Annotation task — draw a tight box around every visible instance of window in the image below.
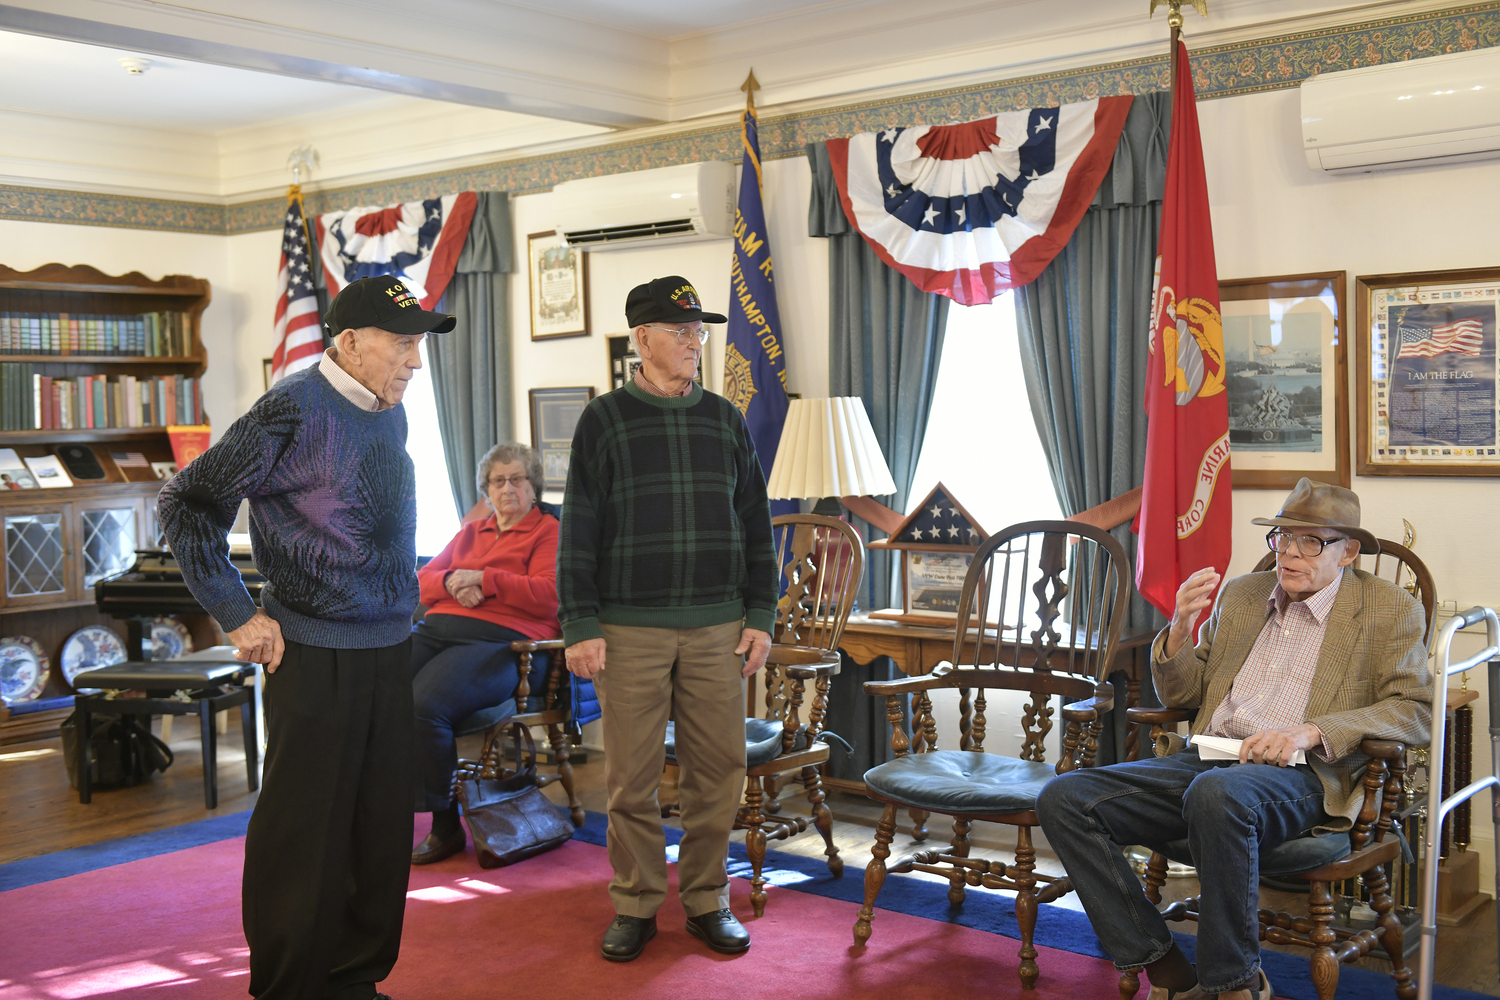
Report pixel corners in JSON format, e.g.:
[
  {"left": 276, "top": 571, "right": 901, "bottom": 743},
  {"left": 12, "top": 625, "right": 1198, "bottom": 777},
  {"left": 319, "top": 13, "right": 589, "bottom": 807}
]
[
  {"left": 908, "top": 296, "right": 1061, "bottom": 531},
  {"left": 404, "top": 339, "right": 460, "bottom": 558}
]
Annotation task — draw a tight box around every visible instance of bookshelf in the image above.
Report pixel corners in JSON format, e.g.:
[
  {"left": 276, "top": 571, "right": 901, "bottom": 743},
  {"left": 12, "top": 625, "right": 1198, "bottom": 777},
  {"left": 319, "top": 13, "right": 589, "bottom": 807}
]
[{"left": 1, "top": 264, "right": 214, "bottom": 720}]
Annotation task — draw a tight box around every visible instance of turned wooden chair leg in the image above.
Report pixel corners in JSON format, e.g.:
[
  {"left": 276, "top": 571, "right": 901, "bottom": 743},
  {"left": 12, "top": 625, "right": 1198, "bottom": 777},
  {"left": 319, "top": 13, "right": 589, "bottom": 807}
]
[
  {"left": 909, "top": 807, "right": 929, "bottom": 842},
  {"left": 764, "top": 772, "right": 784, "bottom": 814},
  {"left": 1366, "top": 864, "right": 1417, "bottom": 1000},
  {"left": 854, "top": 802, "right": 898, "bottom": 945},
  {"left": 1142, "top": 851, "right": 1169, "bottom": 906},
  {"left": 1118, "top": 968, "right": 1141, "bottom": 1000},
  {"left": 744, "top": 775, "right": 769, "bottom": 918},
  {"left": 1307, "top": 878, "right": 1339, "bottom": 1000},
  {"left": 800, "top": 764, "right": 842, "bottom": 876},
  {"left": 546, "top": 723, "right": 584, "bottom": 827},
  {"left": 1013, "top": 825, "right": 1040, "bottom": 991}
]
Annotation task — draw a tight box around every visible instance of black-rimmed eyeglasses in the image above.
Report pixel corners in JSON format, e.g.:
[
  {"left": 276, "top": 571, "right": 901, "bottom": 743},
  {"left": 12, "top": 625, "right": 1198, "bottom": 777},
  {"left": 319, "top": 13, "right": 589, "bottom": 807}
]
[{"left": 1265, "top": 529, "right": 1347, "bottom": 558}]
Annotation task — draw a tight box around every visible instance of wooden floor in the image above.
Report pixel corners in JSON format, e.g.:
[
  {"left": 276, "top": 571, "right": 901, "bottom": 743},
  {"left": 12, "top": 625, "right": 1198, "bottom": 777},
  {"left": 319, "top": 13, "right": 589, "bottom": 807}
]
[{"left": 2, "top": 718, "right": 1495, "bottom": 995}]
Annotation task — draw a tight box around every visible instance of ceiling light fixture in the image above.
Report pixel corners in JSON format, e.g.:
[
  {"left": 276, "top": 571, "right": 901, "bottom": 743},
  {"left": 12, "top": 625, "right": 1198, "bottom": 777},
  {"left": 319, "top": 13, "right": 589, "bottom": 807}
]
[{"left": 118, "top": 57, "right": 152, "bottom": 75}]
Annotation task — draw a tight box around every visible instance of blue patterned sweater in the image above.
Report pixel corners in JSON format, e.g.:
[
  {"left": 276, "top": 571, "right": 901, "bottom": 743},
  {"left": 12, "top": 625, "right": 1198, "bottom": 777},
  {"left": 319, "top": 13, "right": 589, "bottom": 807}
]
[{"left": 157, "top": 367, "right": 418, "bottom": 649}]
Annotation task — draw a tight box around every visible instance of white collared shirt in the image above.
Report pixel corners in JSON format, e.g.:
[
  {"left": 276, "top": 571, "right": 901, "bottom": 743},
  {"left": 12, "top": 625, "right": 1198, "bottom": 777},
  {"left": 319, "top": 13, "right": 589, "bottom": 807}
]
[{"left": 319, "top": 348, "right": 383, "bottom": 412}]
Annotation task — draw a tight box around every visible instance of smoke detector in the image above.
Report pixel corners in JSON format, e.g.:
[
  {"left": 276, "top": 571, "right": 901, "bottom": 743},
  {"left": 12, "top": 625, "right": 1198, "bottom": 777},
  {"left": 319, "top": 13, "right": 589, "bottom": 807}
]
[{"left": 118, "top": 57, "right": 152, "bottom": 75}]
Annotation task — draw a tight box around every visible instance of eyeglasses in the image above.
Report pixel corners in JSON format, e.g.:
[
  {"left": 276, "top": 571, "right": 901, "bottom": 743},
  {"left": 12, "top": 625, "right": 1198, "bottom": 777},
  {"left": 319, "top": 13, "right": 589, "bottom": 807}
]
[
  {"left": 1265, "top": 529, "right": 1347, "bottom": 558},
  {"left": 644, "top": 324, "right": 709, "bottom": 345},
  {"left": 487, "top": 474, "right": 530, "bottom": 490}
]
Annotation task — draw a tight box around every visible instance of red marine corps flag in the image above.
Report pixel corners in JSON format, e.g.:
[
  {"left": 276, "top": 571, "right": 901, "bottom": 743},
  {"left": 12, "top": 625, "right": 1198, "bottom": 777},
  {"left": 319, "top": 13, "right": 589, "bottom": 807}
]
[{"left": 1135, "top": 40, "right": 1232, "bottom": 618}]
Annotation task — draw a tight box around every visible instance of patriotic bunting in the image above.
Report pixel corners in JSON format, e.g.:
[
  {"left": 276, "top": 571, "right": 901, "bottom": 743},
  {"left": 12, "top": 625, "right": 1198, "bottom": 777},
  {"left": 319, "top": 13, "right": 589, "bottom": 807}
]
[{"left": 317, "top": 192, "right": 477, "bottom": 308}]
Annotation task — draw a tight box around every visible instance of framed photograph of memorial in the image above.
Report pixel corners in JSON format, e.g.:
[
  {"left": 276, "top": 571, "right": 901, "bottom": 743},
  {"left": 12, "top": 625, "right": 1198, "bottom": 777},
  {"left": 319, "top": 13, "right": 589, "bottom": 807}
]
[
  {"left": 529, "top": 386, "right": 595, "bottom": 490},
  {"left": 527, "top": 231, "right": 590, "bottom": 341},
  {"left": 1356, "top": 267, "right": 1500, "bottom": 477},
  {"left": 1221, "top": 271, "right": 1349, "bottom": 489},
  {"left": 607, "top": 334, "right": 640, "bottom": 390}
]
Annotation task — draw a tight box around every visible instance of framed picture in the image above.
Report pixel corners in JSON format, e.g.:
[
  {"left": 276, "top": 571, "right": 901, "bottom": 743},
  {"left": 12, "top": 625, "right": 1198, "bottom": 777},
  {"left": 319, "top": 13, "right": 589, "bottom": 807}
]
[
  {"left": 1356, "top": 267, "right": 1500, "bottom": 477},
  {"left": 262, "top": 358, "right": 274, "bottom": 390},
  {"left": 1220, "top": 272, "right": 1348, "bottom": 489},
  {"left": 529, "top": 387, "right": 595, "bottom": 490},
  {"left": 607, "top": 334, "right": 641, "bottom": 390},
  {"left": 528, "top": 231, "right": 589, "bottom": 341}
]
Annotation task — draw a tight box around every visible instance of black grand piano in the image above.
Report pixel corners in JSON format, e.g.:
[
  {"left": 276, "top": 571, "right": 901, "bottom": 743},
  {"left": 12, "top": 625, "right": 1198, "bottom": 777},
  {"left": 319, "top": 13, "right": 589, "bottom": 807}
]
[{"left": 96, "top": 549, "right": 265, "bottom": 661}]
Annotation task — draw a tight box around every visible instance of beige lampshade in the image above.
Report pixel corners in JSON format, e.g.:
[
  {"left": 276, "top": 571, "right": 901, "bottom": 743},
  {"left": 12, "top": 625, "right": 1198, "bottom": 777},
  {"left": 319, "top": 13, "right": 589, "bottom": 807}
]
[{"left": 765, "top": 397, "right": 896, "bottom": 500}]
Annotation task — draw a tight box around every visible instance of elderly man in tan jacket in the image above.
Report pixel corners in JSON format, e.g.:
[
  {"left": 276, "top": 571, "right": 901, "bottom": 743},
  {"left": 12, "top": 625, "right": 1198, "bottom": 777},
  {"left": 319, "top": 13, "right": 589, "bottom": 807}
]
[{"left": 1037, "top": 479, "right": 1431, "bottom": 1000}]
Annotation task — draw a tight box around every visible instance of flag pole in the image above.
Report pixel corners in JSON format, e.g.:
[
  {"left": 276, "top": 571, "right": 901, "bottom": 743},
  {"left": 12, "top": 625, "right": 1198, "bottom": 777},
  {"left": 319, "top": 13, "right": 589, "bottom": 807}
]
[
  {"left": 1150, "top": 0, "right": 1208, "bottom": 98},
  {"left": 741, "top": 68, "right": 760, "bottom": 113}
]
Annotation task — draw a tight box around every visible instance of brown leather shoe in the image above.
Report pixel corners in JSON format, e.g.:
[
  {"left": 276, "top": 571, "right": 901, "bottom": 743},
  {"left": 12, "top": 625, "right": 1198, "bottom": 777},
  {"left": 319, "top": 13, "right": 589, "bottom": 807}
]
[{"left": 410, "top": 827, "right": 465, "bottom": 865}]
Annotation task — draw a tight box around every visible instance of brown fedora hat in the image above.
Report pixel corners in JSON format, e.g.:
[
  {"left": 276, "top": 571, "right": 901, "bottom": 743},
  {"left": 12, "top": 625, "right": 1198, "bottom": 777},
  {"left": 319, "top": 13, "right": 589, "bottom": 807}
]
[{"left": 1250, "top": 477, "right": 1378, "bottom": 554}]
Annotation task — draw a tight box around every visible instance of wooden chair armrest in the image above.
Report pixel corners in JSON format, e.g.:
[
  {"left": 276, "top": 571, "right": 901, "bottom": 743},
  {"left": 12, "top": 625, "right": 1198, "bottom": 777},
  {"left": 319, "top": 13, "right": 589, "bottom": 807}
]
[
  {"left": 1062, "top": 692, "right": 1115, "bottom": 721},
  {"left": 785, "top": 663, "right": 836, "bottom": 681},
  {"left": 1359, "top": 738, "right": 1406, "bottom": 759},
  {"left": 511, "top": 639, "right": 566, "bottom": 652},
  {"left": 1126, "top": 706, "right": 1196, "bottom": 726},
  {"left": 864, "top": 663, "right": 953, "bottom": 696}
]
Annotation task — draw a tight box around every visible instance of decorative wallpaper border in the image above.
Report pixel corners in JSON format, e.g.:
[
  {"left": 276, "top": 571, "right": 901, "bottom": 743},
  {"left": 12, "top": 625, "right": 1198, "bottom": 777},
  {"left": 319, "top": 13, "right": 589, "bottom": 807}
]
[{"left": 4, "top": 2, "right": 1497, "bottom": 235}]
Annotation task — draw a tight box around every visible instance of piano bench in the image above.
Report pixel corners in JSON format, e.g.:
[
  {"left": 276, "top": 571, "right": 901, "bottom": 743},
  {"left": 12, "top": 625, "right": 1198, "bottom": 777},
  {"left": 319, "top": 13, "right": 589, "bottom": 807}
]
[{"left": 72, "top": 652, "right": 260, "bottom": 810}]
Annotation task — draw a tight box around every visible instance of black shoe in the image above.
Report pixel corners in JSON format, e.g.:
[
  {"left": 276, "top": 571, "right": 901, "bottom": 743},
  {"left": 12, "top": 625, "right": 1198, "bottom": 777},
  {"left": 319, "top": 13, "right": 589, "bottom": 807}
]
[
  {"left": 601, "top": 914, "right": 656, "bottom": 962},
  {"left": 410, "top": 827, "right": 465, "bottom": 865},
  {"left": 685, "top": 908, "right": 750, "bottom": 954}
]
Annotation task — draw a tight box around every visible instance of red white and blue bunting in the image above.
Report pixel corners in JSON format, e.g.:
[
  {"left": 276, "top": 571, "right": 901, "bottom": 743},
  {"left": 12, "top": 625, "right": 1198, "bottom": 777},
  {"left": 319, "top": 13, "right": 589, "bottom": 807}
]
[
  {"left": 825, "top": 96, "right": 1132, "bottom": 305},
  {"left": 316, "top": 192, "right": 476, "bottom": 308}
]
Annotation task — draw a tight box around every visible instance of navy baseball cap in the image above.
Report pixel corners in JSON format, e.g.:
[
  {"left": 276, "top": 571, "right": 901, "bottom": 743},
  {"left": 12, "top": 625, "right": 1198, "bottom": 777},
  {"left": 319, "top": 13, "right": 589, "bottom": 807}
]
[
  {"left": 324, "top": 275, "right": 456, "bottom": 336},
  {"left": 625, "top": 276, "right": 727, "bottom": 327}
]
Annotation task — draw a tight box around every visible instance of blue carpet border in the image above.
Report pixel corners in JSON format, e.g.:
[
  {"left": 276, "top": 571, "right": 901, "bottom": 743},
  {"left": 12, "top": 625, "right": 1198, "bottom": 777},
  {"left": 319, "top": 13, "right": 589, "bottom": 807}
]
[{"left": 2, "top": 807, "right": 1489, "bottom": 1000}]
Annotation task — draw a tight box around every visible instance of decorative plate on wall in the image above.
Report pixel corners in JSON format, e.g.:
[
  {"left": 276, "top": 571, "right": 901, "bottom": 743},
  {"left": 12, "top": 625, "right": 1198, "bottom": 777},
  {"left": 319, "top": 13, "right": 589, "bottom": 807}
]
[
  {"left": 150, "top": 616, "right": 193, "bottom": 661},
  {"left": 60, "top": 626, "right": 127, "bottom": 685},
  {"left": 0, "top": 636, "right": 50, "bottom": 703}
]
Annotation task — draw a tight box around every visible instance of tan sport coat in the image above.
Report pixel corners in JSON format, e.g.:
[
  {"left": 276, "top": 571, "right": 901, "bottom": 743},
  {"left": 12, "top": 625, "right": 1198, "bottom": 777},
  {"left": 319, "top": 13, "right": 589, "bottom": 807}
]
[{"left": 1152, "top": 566, "right": 1432, "bottom": 832}]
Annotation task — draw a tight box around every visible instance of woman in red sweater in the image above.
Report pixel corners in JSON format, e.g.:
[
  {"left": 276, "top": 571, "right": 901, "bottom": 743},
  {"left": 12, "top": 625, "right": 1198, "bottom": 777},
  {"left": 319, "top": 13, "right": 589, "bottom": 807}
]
[{"left": 410, "top": 442, "right": 560, "bottom": 864}]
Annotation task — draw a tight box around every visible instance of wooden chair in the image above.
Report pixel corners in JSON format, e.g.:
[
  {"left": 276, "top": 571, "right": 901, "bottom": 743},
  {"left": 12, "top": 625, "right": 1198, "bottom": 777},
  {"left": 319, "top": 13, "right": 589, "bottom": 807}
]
[
  {"left": 661, "top": 513, "right": 864, "bottom": 916},
  {"left": 852, "top": 520, "right": 1128, "bottom": 991},
  {"left": 1122, "top": 538, "right": 1437, "bottom": 1000},
  {"left": 456, "top": 638, "right": 584, "bottom": 827}
]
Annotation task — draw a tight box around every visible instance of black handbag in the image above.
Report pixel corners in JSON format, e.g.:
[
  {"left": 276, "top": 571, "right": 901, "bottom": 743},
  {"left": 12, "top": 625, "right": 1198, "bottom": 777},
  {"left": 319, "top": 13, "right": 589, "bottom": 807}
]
[
  {"left": 60, "top": 711, "right": 174, "bottom": 790},
  {"left": 454, "top": 722, "right": 574, "bottom": 869}
]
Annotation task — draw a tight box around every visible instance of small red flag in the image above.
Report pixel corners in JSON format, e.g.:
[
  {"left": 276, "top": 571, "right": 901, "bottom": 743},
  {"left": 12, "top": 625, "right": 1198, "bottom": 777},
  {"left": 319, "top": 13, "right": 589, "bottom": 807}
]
[{"left": 1135, "top": 41, "right": 1232, "bottom": 619}]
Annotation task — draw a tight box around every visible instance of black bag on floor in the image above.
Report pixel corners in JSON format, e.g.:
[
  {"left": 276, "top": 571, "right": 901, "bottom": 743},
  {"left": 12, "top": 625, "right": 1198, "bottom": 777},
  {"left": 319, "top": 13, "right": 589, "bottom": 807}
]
[
  {"left": 60, "top": 712, "right": 174, "bottom": 790},
  {"left": 455, "top": 722, "right": 573, "bottom": 868}
]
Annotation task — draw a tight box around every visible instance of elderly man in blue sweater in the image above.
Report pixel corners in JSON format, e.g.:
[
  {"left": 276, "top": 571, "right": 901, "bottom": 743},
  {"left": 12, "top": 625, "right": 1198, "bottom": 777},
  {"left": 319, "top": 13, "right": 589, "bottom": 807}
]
[{"left": 159, "top": 274, "right": 454, "bottom": 1000}]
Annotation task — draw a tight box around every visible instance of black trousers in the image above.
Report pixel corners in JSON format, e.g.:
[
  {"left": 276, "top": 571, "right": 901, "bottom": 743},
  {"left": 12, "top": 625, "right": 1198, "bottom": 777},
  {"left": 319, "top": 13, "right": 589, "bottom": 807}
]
[
  {"left": 410, "top": 615, "right": 525, "bottom": 812},
  {"left": 244, "top": 637, "right": 415, "bottom": 1000}
]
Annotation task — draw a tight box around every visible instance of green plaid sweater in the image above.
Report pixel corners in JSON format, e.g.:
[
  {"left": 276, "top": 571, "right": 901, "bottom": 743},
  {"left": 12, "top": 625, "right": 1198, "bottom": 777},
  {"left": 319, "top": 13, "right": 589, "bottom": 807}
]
[{"left": 557, "top": 381, "right": 777, "bottom": 646}]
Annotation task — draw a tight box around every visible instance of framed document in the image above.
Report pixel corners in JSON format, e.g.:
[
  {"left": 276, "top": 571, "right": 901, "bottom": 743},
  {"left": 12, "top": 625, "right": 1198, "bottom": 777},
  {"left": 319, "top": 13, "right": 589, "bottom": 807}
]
[
  {"left": 1356, "top": 267, "right": 1500, "bottom": 477},
  {"left": 527, "top": 231, "right": 589, "bottom": 341},
  {"left": 529, "top": 387, "right": 595, "bottom": 490},
  {"left": 1221, "top": 272, "right": 1349, "bottom": 489}
]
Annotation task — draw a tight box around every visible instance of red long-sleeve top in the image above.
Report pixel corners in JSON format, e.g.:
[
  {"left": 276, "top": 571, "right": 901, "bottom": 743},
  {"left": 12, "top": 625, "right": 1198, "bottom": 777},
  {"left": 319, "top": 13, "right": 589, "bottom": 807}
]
[{"left": 417, "top": 505, "right": 561, "bottom": 640}]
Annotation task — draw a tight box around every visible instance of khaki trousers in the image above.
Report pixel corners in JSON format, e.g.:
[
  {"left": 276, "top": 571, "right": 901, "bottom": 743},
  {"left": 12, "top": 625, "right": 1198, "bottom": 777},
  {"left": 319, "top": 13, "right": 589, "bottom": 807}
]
[{"left": 595, "top": 620, "right": 746, "bottom": 918}]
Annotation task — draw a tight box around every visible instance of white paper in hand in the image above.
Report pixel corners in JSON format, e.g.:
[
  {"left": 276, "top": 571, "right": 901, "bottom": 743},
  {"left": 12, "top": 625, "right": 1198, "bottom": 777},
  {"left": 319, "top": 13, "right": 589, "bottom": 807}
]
[{"left": 1192, "top": 734, "right": 1306, "bottom": 765}]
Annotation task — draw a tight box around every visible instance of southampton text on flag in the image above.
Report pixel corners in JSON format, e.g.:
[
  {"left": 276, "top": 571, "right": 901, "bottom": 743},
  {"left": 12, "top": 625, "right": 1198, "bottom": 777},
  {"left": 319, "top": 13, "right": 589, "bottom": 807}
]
[{"left": 271, "top": 187, "right": 322, "bottom": 383}]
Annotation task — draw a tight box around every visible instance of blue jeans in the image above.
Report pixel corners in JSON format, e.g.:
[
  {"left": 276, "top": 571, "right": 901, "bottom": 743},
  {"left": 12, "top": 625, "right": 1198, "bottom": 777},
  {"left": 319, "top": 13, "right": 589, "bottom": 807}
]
[
  {"left": 1035, "top": 748, "right": 1328, "bottom": 993},
  {"left": 410, "top": 614, "right": 526, "bottom": 812}
]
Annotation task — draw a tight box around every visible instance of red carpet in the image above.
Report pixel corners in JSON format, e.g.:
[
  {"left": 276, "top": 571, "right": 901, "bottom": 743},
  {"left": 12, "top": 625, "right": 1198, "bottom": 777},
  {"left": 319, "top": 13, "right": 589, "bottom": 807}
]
[{"left": 0, "top": 824, "right": 1138, "bottom": 1000}]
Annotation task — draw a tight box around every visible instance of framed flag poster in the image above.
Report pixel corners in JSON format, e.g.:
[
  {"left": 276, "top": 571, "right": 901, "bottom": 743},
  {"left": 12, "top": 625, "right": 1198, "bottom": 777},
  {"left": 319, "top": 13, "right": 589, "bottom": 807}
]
[
  {"left": 1356, "top": 267, "right": 1500, "bottom": 477},
  {"left": 527, "top": 231, "right": 589, "bottom": 341},
  {"left": 529, "top": 387, "right": 595, "bottom": 490},
  {"left": 1221, "top": 272, "right": 1349, "bottom": 489}
]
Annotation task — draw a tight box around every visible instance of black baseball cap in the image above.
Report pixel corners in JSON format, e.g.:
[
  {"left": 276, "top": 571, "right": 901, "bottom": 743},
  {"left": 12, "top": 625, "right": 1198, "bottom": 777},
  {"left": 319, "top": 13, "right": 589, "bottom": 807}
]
[
  {"left": 625, "top": 276, "right": 727, "bottom": 327},
  {"left": 324, "top": 274, "right": 456, "bottom": 337}
]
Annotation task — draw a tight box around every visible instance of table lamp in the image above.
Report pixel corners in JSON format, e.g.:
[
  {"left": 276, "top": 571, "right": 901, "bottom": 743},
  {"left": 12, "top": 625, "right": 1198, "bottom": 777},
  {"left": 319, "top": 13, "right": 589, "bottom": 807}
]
[{"left": 765, "top": 397, "right": 896, "bottom": 515}]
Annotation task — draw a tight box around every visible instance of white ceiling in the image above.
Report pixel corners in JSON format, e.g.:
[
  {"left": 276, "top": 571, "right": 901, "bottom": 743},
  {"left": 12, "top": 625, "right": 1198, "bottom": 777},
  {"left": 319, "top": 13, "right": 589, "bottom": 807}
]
[{"left": 511, "top": 0, "right": 840, "bottom": 37}]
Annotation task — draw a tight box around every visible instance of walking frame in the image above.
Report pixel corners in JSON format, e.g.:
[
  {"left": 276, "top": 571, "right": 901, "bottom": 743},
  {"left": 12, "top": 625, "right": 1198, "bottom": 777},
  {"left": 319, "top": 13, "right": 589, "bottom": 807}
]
[{"left": 1416, "top": 606, "right": 1500, "bottom": 1000}]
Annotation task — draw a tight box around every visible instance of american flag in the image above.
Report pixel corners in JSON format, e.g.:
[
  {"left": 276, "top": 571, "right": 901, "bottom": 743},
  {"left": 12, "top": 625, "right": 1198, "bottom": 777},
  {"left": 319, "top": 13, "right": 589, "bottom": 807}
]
[
  {"left": 1396, "top": 319, "right": 1484, "bottom": 359},
  {"left": 898, "top": 485, "right": 984, "bottom": 546},
  {"left": 271, "top": 192, "right": 322, "bottom": 383}
]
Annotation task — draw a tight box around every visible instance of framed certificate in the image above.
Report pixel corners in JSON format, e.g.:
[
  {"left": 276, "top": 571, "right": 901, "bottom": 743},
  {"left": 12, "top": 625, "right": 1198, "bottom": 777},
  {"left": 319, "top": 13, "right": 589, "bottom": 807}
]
[
  {"left": 527, "top": 231, "right": 589, "bottom": 340},
  {"left": 1356, "top": 267, "right": 1500, "bottom": 477},
  {"left": 528, "top": 387, "right": 595, "bottom": 490}
]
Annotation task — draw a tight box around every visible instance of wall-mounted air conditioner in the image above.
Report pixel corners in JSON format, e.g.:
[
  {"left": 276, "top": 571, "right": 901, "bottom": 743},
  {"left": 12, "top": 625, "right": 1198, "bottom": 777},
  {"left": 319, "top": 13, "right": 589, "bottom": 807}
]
[
  {"left": 552, "top": 161, "right": 737, "bottom": 250},
  {"left": 1301, "top": 46, "right": 1500, "bottom": 173}
]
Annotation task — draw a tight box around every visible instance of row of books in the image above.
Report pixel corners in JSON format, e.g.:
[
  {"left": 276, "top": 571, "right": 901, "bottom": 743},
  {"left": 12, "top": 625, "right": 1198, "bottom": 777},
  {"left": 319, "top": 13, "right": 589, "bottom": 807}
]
[
  {"left": 0, "top": 364, "right": 205, "bottom": 431},
  {"left": 0, "top": 311, "right": 194, "bottom": 356}
]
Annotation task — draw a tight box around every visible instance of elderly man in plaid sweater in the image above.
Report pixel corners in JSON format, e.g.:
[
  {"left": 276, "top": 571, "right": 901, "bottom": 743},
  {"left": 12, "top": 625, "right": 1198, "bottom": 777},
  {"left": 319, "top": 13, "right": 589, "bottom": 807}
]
[
  {"left": 558, "top": 275, "right": 777, "bottom": 963},
  {"left": 1037, "top": 479, "right": 1432, "bottom": 1000}
]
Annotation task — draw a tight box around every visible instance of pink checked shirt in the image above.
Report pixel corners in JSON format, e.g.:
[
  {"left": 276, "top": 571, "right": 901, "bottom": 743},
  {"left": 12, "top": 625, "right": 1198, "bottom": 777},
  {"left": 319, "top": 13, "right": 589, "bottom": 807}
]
[{"left": 1204, "top": 571, "right": 1342, "bottom": 761}]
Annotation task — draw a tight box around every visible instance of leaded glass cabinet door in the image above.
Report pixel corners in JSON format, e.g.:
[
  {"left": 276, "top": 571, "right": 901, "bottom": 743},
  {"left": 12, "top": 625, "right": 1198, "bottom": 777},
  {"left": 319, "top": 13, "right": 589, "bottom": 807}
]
[
  {"left": 3, "top": 507, "right": 71, "bottom": 608},
  {"left": 73, "top": 498, "right": 145, "bottom": 595}
]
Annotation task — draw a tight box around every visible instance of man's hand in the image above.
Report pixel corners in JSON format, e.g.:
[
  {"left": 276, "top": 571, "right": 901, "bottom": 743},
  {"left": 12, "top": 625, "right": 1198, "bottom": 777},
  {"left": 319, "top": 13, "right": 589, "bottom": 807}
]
[
  {"left": 735, "top": 628, "right": 772, "bottom": 678},
  {"left": 566, "top": 637, "right": 606, "bottom": 679},
  {"left": 1239, "top": 724, "right": 1323, "bottom": 766},
  {"left": 227, "top": 610, "right": 285, "bottom": 673},
  {"left": 1163, "top": 567, "right": 1221, "bottom": 659},
  {"left": 445, "top": 569, "right": 483, "bottom": 598}
]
